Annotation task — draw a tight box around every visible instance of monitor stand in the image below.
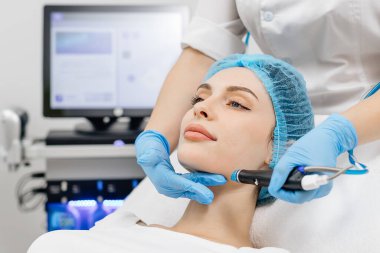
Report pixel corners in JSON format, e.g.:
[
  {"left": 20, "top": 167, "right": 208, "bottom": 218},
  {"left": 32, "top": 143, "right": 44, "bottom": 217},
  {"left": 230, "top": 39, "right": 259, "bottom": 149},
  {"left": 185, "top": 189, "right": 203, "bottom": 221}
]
[
  {"left": 46, "top": 117, "right": 144, "bottom": 145},
  {"left": 75, "top": 117, "right": 144, "bottom": 136}
]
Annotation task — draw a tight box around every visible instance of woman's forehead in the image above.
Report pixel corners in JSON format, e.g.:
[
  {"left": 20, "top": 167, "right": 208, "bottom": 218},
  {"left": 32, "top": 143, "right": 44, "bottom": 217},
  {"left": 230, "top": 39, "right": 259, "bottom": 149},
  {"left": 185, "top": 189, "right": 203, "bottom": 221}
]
[{"left": 204, "top": 67, "right": 266, "bottom": 95}]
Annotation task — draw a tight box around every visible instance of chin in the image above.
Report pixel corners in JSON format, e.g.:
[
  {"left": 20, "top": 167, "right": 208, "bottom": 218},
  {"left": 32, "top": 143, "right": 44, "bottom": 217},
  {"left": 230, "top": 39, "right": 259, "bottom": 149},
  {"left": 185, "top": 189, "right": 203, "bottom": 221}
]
[
  {"left": 177, "top": 145, "right": 206, "bottom": 172},
  {"left": 178, "top": 142, "right": 208, "bottom": 167},
  {"left": 177, "top": 143, "right": 229, "bottom": 177}
]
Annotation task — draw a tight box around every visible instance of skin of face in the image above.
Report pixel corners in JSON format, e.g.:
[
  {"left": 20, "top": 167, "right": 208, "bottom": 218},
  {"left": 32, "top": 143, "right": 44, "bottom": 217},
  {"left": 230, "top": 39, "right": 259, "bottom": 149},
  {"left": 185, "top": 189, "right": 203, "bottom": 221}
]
[{"left": 177, "top": 67, "right": 276, "bottom": 180}]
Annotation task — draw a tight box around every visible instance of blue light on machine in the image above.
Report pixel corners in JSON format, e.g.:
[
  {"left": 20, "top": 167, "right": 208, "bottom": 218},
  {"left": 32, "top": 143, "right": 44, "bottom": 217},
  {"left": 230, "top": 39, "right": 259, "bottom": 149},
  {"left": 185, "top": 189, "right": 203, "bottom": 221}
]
[
  {"left": 68, "top": 199, "right": 97, "bottom": 207},
  {"left": 47, "top": 178, "right": 141, "bottom": 231},
  {"left": 97, "top": 180, "right": 103, "bottom": 191},
  {"left": 67, "top": 199, "right": 124, "bottom": 208},
  {"left": 113, "top": 139, "right": 125, "bottom": 147},
  {"left": 103, "top": 199, "right": 124, "bottom": 207}
]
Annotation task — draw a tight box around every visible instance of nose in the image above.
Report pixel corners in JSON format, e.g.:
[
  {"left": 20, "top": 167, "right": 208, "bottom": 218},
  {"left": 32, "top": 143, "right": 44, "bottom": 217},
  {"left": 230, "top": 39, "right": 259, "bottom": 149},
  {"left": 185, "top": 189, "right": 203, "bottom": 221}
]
[{"left": 193, "top": 99, "right": 214, "bottom": 119}]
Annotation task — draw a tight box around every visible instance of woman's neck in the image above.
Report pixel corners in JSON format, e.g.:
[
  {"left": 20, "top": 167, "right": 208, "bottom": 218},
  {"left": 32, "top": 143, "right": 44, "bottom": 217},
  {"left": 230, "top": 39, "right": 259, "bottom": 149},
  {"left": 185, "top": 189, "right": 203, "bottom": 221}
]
[{"left": 169, "top": 181, "right": 259, "bottom": 248}]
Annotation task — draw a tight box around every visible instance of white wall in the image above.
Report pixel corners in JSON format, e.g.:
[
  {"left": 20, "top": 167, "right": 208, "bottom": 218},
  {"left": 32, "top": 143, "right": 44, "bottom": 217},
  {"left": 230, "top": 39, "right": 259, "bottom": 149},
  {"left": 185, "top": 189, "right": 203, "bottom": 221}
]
[{"left": 0, "top": 1, "right": 197, "bottom": 252}]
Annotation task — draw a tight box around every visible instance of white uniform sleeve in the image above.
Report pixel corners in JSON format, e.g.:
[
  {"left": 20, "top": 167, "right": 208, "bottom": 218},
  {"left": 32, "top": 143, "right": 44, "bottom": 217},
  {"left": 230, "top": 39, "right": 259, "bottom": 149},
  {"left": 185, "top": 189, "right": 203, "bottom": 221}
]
[{"left": 181, "top": 0, "right": 247, "bottom": 60}]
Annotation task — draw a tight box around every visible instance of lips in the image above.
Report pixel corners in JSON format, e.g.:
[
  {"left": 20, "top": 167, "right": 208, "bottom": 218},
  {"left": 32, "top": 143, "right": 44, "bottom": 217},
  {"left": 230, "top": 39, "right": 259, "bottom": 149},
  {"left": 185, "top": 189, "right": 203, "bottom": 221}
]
[{"left": 184, "top": 123, "right": 217, "bottom": 141}]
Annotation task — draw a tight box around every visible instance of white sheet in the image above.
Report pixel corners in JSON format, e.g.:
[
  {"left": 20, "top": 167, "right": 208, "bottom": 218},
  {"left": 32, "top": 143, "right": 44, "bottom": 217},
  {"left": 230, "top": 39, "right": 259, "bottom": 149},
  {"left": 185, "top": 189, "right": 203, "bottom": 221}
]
[{"left": 28, "top": 209, "right": 287, "bottom": 253}]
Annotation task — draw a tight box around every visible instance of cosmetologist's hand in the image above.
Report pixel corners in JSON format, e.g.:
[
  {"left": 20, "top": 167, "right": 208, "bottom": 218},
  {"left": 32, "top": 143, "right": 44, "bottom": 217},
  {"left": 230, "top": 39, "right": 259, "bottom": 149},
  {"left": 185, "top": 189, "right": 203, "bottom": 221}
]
[
  {"left": 268, "top": 114, "right": 358, "bottom": 203},
  {"left": 135, "top": 130, "right": 226, "bottom": 204}
]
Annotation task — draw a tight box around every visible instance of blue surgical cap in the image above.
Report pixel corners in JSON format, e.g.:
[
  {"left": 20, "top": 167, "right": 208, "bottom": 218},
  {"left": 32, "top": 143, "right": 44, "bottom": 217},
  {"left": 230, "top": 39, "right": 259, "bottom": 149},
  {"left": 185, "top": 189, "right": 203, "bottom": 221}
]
[{"left": 204, "top": 54, "right": 314, "bottom": 206}]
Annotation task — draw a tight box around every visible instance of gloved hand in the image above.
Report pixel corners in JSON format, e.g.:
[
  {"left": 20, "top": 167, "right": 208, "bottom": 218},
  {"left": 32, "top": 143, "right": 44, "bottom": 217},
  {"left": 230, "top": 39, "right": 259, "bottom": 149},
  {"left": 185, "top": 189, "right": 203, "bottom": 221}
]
[
  {"left": 268, "top": 113, "right": 358, "bottom": 204},
  {"left": 135, "top": 130, "right": 227, "bottom": 204}
]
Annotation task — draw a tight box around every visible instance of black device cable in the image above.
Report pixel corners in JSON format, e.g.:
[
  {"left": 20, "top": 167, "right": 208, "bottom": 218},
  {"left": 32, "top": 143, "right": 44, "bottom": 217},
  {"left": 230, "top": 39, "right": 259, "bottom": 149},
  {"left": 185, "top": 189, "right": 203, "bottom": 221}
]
[
  {"left": 18, "top": 187, "right": 46, "bottom": 212},
  {"left": 16, "top": 172, "right": 46, "bottom": 212}
]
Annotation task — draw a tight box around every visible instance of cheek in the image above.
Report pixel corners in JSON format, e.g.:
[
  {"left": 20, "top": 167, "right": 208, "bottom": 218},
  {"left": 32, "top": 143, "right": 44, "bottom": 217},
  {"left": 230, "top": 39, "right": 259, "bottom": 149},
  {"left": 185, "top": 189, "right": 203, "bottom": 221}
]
[{"left": 217, "top": 118, "right": 269, "bottom": 170}]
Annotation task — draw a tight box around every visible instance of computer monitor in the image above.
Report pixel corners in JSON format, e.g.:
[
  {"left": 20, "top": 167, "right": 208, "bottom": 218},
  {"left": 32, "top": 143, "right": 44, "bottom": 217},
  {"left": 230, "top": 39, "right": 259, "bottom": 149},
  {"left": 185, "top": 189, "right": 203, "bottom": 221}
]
[{"left": 43, "top": 5, "right": 189, "bottom": 132}]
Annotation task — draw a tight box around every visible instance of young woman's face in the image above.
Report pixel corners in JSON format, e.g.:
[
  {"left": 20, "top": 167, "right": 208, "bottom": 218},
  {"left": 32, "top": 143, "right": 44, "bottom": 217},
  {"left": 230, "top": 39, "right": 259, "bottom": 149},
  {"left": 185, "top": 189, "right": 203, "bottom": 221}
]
[{"left": 177, "top": 67, "right": 276, "bottom": 180}]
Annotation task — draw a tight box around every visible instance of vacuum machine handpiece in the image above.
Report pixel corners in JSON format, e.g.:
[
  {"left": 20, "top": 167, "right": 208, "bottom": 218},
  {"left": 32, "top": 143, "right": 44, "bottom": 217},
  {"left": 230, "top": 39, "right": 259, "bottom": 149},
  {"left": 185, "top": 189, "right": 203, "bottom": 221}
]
[{"left": 234, "top": 169, "right": 305, "bottom": 190}]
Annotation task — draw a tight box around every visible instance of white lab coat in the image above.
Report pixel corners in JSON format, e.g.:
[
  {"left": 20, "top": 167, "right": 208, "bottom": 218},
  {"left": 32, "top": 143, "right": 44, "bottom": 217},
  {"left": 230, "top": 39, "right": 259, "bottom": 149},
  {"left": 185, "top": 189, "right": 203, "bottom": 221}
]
[{"left": 182, "top": 0, "right": 380, "bottom": 114}]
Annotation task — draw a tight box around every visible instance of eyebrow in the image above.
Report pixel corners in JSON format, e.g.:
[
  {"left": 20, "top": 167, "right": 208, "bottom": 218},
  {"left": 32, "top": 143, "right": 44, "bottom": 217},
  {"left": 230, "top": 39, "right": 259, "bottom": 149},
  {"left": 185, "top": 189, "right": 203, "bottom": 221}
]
[{"left": 197, "top": 83, "right": 259, "bottom": 101}]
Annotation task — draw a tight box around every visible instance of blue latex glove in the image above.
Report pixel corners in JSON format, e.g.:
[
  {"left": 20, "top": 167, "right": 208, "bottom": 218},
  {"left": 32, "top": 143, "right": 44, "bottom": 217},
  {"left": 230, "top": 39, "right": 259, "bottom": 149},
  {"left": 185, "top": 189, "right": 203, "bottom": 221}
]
[
  {"left": 268, "top": 113, "right": 358, "bottom": 204},
  {"left": 135, "top": 130, "right": 227, "bottom": 204}
]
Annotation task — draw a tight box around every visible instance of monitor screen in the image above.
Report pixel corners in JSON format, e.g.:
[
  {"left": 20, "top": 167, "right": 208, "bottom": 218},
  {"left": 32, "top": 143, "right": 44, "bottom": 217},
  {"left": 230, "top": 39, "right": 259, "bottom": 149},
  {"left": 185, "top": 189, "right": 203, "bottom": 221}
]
[{"left": 43, "top": 5, "right": 188, "bottom": 118}]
